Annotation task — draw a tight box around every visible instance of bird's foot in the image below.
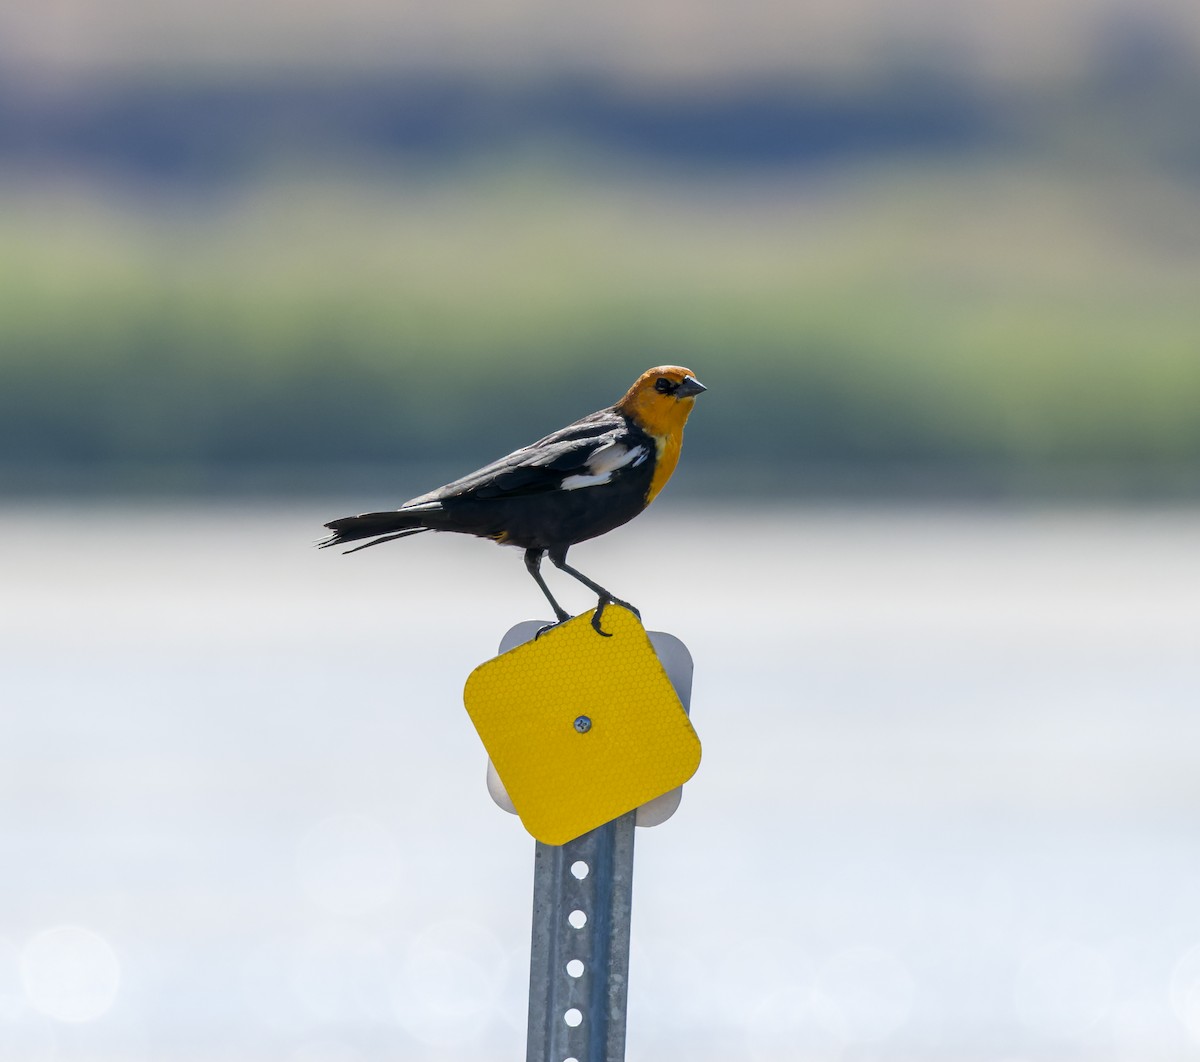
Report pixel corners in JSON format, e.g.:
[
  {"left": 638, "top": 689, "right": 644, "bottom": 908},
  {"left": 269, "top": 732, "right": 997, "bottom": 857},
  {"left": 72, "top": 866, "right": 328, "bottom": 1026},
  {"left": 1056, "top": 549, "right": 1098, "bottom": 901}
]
[
  {"left": 591, "top": 599, "right": 613, "bottom": 637},
  {"left": 591, "top": 595, "right": 639, "bottom": 637},
  {"left": 534, "top": 610, "right": 572, "bottom": 639},
  {"left": 535, "top": 598, "right": 639, "bottom": 638}
]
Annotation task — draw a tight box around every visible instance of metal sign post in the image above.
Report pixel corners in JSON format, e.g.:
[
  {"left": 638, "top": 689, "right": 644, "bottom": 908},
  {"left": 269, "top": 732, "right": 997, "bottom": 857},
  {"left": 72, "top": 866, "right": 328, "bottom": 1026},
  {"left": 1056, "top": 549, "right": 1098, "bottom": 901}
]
[
  {"left": 465, "top": 614, "right": 696, "bottom": 1062},
  {"left": 527, "top": 811, "right": 637, "bottom": 1062}
]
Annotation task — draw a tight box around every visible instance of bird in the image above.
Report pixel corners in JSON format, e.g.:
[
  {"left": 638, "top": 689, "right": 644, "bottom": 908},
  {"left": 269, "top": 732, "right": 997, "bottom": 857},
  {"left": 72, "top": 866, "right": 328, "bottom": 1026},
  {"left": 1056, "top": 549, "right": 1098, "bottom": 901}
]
[{"left": 319, "top": 365, "right": 706, "bottom": 635}]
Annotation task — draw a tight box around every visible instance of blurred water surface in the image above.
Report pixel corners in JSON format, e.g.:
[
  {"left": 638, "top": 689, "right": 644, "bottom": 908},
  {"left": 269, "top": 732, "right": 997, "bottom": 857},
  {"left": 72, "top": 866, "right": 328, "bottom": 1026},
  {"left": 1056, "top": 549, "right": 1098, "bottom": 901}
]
[{"left": 2, "top": 502, "right": 1199, "bottom": 1061}]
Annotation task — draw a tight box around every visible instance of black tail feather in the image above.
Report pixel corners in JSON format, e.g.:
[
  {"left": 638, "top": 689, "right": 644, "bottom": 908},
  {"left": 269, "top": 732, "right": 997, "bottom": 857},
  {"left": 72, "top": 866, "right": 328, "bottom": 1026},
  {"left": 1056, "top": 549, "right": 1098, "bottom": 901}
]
[
  {"left": 317, "top": 509, "right": 431, "bottom": 551},
  {"left": 341, "top": 527, "right": 428, "bottom": 553}
]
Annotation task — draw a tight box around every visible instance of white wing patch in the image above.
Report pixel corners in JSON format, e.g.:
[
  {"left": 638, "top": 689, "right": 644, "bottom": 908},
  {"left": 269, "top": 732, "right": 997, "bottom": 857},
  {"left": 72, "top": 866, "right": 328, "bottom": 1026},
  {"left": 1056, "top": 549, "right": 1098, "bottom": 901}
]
[{"left": 560, "top": 442, "right": 649, "bottom": 491}]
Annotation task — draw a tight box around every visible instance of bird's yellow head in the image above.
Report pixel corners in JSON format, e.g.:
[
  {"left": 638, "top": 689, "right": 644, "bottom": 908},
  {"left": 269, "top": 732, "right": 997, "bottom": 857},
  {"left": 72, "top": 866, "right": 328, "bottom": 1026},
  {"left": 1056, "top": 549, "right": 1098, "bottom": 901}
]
[
  {"left": 615, "top": 366, "right": 706, "bottom": 504},
  {"left": 615, "top": 365, "right": 707, "bottom": 438}
]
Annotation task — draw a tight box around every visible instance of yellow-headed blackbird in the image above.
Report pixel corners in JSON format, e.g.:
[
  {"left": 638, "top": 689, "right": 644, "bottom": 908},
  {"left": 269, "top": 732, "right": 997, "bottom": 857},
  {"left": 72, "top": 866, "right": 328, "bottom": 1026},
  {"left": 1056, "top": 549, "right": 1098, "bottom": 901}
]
[{"left": 319, "top": 365, "right": 706, "bottom": 633}]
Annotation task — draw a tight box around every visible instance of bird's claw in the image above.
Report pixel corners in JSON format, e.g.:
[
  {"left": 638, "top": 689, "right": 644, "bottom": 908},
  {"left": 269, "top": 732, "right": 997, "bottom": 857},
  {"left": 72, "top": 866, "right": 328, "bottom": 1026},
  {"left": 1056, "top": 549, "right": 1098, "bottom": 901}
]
[
  {"left": 534, "top": 615, "right": 571, "bottom": 639},
  {"left": 591, "top": 609, "right": 613, "bottom": 637},
  {"left": 591, "top": 596, "right": 639, "bottom": 637}
]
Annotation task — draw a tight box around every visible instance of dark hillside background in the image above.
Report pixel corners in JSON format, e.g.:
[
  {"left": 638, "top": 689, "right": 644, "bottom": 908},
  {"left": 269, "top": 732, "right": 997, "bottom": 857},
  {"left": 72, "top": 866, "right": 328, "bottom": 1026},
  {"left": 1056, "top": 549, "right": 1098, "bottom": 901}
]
[{"left": 2, "top": 0, "right": 1198, "bottom": 496}]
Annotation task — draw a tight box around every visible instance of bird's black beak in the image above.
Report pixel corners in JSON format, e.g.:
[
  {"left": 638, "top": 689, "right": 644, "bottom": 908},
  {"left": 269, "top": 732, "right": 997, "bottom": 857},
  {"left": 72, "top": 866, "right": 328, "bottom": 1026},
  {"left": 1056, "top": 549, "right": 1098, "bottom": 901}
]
[{"left": 677, "top": 375, "right": 707, "bottom": 398}]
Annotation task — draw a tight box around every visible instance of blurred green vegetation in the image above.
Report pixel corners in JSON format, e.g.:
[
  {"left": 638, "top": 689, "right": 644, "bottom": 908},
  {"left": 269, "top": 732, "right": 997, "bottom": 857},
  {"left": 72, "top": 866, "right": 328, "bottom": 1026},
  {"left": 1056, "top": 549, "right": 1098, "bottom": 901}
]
[
  {"left": 2, "top": 0, "right": 1199, "bottom": 496},
  {"left": 3, "top": 157, "right": 1198, "bottom": 495}
]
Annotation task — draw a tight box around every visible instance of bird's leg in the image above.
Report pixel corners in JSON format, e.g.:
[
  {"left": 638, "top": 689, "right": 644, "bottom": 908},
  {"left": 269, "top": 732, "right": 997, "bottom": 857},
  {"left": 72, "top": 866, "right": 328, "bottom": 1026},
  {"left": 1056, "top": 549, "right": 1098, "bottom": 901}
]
[
  {"left": 547, "top": 547, "right": 639, "bottom": 636},
  {"left": 524, "top": 549, "right": 571, "bottom": 632}
]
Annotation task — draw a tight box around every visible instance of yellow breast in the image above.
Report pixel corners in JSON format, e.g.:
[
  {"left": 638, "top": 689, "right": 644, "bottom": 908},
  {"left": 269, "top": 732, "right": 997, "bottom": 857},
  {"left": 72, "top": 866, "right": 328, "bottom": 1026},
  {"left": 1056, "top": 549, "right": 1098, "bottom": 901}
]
[{"left": 645, "top": 431, "right": 682, "bottom": 504}]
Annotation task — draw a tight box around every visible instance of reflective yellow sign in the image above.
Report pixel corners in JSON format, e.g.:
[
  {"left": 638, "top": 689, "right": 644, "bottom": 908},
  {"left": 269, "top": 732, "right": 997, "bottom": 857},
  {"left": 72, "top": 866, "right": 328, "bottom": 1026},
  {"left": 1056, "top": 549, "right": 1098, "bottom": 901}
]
[{"left": 463, "top": 605, "right": 702, "bottom": 845}]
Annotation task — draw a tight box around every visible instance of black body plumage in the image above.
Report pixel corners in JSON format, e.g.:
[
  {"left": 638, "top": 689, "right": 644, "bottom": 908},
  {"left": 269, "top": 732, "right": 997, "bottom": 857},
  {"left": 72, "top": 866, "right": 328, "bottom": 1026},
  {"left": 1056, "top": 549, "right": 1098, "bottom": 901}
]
[{"left": 319, "top": 408, "right": 655, "bottom": 553}]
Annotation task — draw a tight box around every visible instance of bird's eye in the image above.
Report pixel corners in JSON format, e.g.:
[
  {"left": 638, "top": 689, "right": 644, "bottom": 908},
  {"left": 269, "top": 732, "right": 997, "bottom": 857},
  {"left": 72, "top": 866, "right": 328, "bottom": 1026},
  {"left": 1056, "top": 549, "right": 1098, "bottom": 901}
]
[{"left": 654, "top": 378, "right": 675, "bottom": 395}]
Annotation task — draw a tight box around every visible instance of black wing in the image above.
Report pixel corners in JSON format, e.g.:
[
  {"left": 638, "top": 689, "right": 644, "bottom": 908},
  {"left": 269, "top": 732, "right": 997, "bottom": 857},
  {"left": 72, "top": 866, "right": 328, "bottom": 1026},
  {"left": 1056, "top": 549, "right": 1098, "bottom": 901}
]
[{"left": 409, "top": 409, "right": 637, "bottom": 504}]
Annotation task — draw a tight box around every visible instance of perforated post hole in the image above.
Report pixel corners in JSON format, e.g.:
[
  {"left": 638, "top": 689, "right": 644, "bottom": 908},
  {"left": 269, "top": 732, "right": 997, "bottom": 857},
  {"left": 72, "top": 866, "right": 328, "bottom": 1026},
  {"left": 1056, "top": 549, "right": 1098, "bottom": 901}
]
[{"left": 524, "top": 801, "right": 638, "bottom": 1061}]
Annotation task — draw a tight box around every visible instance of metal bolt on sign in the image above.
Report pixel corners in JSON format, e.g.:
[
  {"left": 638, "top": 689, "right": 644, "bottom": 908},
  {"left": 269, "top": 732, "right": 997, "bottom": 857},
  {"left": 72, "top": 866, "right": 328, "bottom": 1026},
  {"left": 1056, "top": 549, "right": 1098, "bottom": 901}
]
[{"left": 463, "top": 611, "right": 698, "bottom": 1062}]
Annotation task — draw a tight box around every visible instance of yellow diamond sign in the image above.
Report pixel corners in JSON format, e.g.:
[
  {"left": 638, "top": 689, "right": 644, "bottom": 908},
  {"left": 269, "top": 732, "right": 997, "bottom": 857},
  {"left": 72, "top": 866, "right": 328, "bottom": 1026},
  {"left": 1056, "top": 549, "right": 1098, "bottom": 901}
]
[{"left": 463, "top": 605, "right": 702, "bottom": 846}]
